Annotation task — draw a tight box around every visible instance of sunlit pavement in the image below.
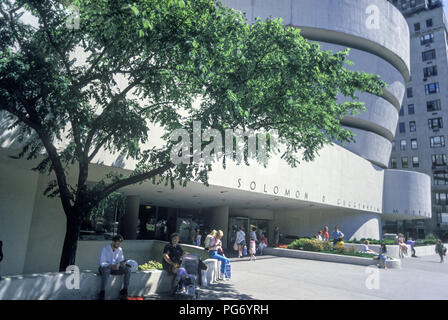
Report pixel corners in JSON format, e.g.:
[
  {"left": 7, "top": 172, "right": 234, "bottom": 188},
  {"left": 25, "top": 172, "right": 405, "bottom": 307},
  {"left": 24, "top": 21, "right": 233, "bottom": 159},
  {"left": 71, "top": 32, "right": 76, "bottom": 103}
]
[{"left": 146, "top": 254, "right": 448, "bottom": 300}]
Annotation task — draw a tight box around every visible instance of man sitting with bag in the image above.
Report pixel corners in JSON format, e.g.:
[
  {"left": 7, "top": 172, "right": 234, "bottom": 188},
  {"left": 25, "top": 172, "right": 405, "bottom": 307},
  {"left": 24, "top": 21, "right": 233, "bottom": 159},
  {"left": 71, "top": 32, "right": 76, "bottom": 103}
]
[{"left": 162, "top": 233, "right": 189, "bottom": 294}]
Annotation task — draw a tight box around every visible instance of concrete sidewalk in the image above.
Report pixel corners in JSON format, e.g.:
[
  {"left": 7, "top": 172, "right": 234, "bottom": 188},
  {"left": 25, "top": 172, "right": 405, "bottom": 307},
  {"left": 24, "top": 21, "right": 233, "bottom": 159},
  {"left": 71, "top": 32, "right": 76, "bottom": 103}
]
[{"left": 158, "top": 254, "right": 448, "bottom": 300}]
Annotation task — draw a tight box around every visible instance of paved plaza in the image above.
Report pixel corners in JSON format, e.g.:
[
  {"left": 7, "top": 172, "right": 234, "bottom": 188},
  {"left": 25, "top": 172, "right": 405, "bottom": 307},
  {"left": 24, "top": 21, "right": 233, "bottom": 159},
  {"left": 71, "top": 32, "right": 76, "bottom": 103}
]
[{"left": 151, "top": 254, "right": 448, "bottom": 300}]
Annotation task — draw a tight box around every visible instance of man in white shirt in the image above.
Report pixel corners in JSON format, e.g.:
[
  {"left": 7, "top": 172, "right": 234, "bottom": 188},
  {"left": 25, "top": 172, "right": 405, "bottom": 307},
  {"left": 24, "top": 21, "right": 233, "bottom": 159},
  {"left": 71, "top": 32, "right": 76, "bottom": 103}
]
[{"left": 98, "top": 235, "right": 131, "bottom": 300}]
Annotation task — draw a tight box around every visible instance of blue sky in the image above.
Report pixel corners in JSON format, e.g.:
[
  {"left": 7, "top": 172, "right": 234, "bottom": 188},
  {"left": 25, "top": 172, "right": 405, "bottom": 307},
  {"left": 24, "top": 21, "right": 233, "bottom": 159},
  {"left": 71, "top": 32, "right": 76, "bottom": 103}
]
[{"left": 444, "top": 0, "right": 448, "bottom": 18}]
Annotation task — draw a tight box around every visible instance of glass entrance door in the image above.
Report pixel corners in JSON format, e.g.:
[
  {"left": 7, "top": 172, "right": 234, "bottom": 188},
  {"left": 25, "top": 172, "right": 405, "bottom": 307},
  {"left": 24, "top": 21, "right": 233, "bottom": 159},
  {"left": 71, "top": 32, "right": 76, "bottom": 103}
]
[
  {"left": 228, "top": 217, "right": 249, "bottom": 248},
  {"left": 249, "top": 219, "right": 270, "bottom": 243}
]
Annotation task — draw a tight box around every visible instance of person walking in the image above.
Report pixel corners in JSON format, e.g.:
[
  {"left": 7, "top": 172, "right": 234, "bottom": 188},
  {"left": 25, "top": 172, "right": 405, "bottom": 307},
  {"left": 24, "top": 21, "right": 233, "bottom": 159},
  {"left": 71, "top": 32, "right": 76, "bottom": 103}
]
[
  {"left": 250, "top": 227, "right": 258, "bottom": 244},
  {"left": 274, "top": 226, "right": 280, "bottom": 247},
  {"left": 249, "top": 237, "right": 257, "bottom": 261},
  {"left": 208, "top": 230, "right": 231, "bottom": 280},
  {"left": 398, "top": 233, "right": 408, "bottom": 259},
  {"left": 98, "top": 235, "right": 132, "bottom": 300},
  {"left": 406, "top": 237, "right": 416, "bottom": 257},
  {"left": 235, "top": 226, "right": 246, "bottom": 258},
  {"left": 435, "top": 239, "right": 446, "bottom": 263},
  {"left": 323, "top": 226, "right": 330, "bottom": 242}
]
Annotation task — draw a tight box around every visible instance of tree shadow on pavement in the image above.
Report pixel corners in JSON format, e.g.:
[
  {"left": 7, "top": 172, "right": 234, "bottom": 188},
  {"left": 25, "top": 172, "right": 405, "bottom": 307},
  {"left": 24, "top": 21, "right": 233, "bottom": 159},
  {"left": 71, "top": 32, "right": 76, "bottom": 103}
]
[{"left": 197, "top": 282, "right": 254, "bottom": 300}]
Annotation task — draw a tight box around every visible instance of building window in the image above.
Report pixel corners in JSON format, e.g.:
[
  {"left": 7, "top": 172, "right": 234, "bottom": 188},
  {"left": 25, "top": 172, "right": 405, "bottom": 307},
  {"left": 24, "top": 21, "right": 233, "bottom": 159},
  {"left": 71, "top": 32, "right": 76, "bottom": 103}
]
[
  {"left": 434, "top": 172, "right": 448, "bottom": 185},
  {"left": 407, "top": 87, "right": 413, "bottom": 98},
  {"left": 402, "top": 157, "right": 409, "bottom": 168},
  {"left": 426, "top": 19, "right": 433, "bottom": 28},
  {"left": 428, "top": 117, "right": 443, "bottom": 130},
  {"left": 408, "top": 104, "right": 415, "bottom": 115},
  {"left": 391, "top": 157, "right": 397, "bottom": 169},
  {"left": 422, "top": 49, "right": 436, "bottom": 61},
  {"left": 414, "top": 22, "right": 421, "bottom": 32},
  {"left": 399, "top": 122, "right": 406, "bottom": 133},
  {"left": 411, "top": 138, "right": 418, "bottom": 149},
  {"left": 409, "top": 121, "right": 416, "bottom": 132},
  {"left": 425, "top": 82, "right": 439, "bottom": 95},
  {"left": 436, "top": 192, "right": 448, "bottom": 205},
  {"left": 427, "top": 99, "right": 442, "bottom": 112},
  {"left": 424, "top": 65, "right": 438, "bottom": 77},
  {"left": 430, "top": 136, "right": 445, "bottom": 148},
  {"left": 412, "top": 156, "right": 419, "bottom": 168},
  {"left": 399, "top": 106, "right": 404, "bottom": 116},
  {"left": 420, "top": 33, "right": 434, "bottom": 45},
  {"left": 392, "top": 140, "right": 396, "bottom": 152},
  {"left": 400, "top": 139, "right": 407, "bottom": 150},
  {"left": 432, "top": 154, "right": 447, "bottom": 166}
]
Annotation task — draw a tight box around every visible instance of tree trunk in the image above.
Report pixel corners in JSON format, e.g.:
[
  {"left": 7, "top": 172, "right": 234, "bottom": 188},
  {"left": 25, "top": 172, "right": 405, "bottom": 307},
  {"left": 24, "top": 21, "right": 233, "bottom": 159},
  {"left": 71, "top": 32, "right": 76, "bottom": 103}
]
[{"left": 59, "top": 211, "right": 82, "bottom": 272}]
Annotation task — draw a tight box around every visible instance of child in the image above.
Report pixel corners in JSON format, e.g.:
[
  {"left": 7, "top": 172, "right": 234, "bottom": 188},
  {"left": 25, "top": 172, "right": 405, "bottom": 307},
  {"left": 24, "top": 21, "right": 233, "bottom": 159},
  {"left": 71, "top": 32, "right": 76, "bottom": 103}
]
[
  {"left": 249, "top": 237, "right": 256, "bottom": 261},
  {"left": 377, "top": 243, "right": 388, "bottom": 269},
  {"left": 194, "top": 229, "right": 202, "bottom": 247}
]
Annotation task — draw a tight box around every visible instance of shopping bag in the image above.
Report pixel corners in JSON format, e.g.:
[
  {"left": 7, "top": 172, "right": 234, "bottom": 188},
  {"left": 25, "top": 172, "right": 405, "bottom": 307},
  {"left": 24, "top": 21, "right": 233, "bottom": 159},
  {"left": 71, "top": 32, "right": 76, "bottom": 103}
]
[
  {"left": 225, "top": 264, "right": 231, "bottom": 279},
  {"left": 243, "top": 245, "right": 247, "bottom": 256},
  {"left": 233, "top": 242, "right": 238, "bottom": 251}
]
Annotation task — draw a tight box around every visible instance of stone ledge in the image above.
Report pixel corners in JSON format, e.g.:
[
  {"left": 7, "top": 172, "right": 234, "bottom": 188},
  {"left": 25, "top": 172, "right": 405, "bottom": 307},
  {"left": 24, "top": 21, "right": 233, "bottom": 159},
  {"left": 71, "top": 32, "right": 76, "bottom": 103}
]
[
  {"left": 263, "top": 247, "right": 401, "bottom": 269},
  {"left": 0, "top": 259, "right": 220, "bottom": 300}
]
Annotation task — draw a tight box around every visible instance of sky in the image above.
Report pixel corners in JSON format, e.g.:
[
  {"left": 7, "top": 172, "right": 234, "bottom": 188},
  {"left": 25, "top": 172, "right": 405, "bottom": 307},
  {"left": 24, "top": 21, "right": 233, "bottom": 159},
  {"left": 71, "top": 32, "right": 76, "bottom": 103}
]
[{"left": 444, "top": 0, "right": 448, "bottom": 18}]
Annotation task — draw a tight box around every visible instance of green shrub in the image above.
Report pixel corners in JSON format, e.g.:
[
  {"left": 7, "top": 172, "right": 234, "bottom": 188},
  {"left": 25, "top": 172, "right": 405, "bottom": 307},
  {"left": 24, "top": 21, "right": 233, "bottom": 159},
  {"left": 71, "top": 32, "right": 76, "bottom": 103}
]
[
  {"left": 321, "top": 241, "right": 332, "bottom": 251},
  {"left": 288, "top": 238, "right": 327, "bottom": 251},
  {"left": 302, "top": 239, "right": 323, "bottom": 252},
  {"left": 287, "top": 238, "right": 308, "bottom": 250},
  {"left": 138, "top": 260, "right": 163, "bottom": 271}
]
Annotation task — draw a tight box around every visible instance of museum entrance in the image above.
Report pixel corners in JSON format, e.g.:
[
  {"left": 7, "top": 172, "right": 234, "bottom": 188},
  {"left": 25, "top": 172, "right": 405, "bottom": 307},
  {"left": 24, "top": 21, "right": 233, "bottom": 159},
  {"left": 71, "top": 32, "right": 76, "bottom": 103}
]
[
  {"left": 228, "top": 217, "right": 270, "bottom": 248},
  {"left": 228, "top": 217, "right": 250, "bottom": 248}
]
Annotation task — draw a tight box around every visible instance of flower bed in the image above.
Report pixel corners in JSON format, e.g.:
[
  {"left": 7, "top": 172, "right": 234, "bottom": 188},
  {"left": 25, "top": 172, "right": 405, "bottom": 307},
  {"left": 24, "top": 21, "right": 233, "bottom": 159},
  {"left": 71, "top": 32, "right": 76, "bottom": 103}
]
[{"left": 286, "top": 238, "right": 377, "bottom": 258}]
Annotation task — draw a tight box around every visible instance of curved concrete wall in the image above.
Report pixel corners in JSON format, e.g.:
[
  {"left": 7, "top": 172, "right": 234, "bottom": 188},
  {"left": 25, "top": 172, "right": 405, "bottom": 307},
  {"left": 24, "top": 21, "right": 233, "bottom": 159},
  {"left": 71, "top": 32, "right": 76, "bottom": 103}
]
[
  {"left": 382, "top": 170, "right": 432, "bottom": 220},
  {"left": 339, "top": 127, "right": 392, "bottom": 168},
  {"left": 340, "top": 94, "right": 398, "bottom": 141},
  {"left": 318, "top": 42, "right": 406, "bottom": 110},
  {"left": 221, "top": 0, "right": 410, "bottom": 81},
  {"left": 221, "top": 0, "right": 409, "bottom": 168}
]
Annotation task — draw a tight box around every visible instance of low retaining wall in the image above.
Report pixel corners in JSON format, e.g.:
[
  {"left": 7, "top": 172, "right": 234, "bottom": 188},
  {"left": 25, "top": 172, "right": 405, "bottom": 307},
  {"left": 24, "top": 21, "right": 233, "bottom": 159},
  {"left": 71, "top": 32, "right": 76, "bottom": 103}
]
[
  {"left": 343, "top": 243, "right": 410, "bottom": 260},
  {"left": 345, "top": 243, "right": 448, "bottom": 258},
  {"left": 413, "top": 244, "right": 448, "bottom": 256},
  {"left": 0, "top": 259, "right": 220, "bottom": 300},
  {"left": 263, "top": 247, "right": 401, "bottom": 269},
  {"left": 75, "top": 240, "right": 209, "bottom": 271}
]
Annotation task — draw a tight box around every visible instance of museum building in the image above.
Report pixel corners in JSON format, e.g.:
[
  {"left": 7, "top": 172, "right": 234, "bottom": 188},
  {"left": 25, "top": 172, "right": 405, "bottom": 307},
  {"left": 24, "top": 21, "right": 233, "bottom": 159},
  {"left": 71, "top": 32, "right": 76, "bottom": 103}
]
[{"left": 0, "top": 0, "right": 432, "bottom": 276}]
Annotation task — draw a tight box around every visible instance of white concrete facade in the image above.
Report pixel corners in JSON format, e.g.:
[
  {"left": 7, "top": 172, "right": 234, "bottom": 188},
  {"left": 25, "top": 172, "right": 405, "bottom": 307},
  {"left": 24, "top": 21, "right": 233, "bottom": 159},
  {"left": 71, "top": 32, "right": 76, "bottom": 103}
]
[{"left": 0, "top": 0, "right": 432, "bottom": 277}]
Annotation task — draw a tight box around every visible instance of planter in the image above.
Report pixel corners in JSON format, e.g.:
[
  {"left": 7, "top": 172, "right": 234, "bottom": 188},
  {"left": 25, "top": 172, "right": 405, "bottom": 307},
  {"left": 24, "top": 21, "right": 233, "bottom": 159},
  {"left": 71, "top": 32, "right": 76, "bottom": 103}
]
[{"left": 263, "top": 247, "right": 401, "bottom": 269}]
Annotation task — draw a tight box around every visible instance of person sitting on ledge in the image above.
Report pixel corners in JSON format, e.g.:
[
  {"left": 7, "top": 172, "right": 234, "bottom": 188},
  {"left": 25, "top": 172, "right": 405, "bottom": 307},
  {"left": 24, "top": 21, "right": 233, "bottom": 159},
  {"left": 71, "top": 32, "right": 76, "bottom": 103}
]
[
  {"left": 162, "top": 233, "right": 189, "bottom": 294},
  {"left": 362, "top": 240, "right": 377, "bottom": 255},
  {"left": 98, "top": 234, "right": 131, "bottom": 300}
]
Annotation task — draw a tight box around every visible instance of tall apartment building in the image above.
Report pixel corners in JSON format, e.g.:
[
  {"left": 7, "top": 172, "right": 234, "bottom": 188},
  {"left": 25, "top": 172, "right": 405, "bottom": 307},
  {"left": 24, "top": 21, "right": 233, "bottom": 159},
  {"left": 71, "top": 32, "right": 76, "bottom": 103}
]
[{"left": 387, "top": 0, "right": 448, "bottom": 240}]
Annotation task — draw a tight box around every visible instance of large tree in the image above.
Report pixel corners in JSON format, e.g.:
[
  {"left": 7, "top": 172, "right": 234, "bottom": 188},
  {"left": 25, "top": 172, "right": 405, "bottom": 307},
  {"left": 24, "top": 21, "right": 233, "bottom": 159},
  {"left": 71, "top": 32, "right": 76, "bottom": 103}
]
[{"left": 0, "top": 0, "right": 384, "bottom": 271}]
